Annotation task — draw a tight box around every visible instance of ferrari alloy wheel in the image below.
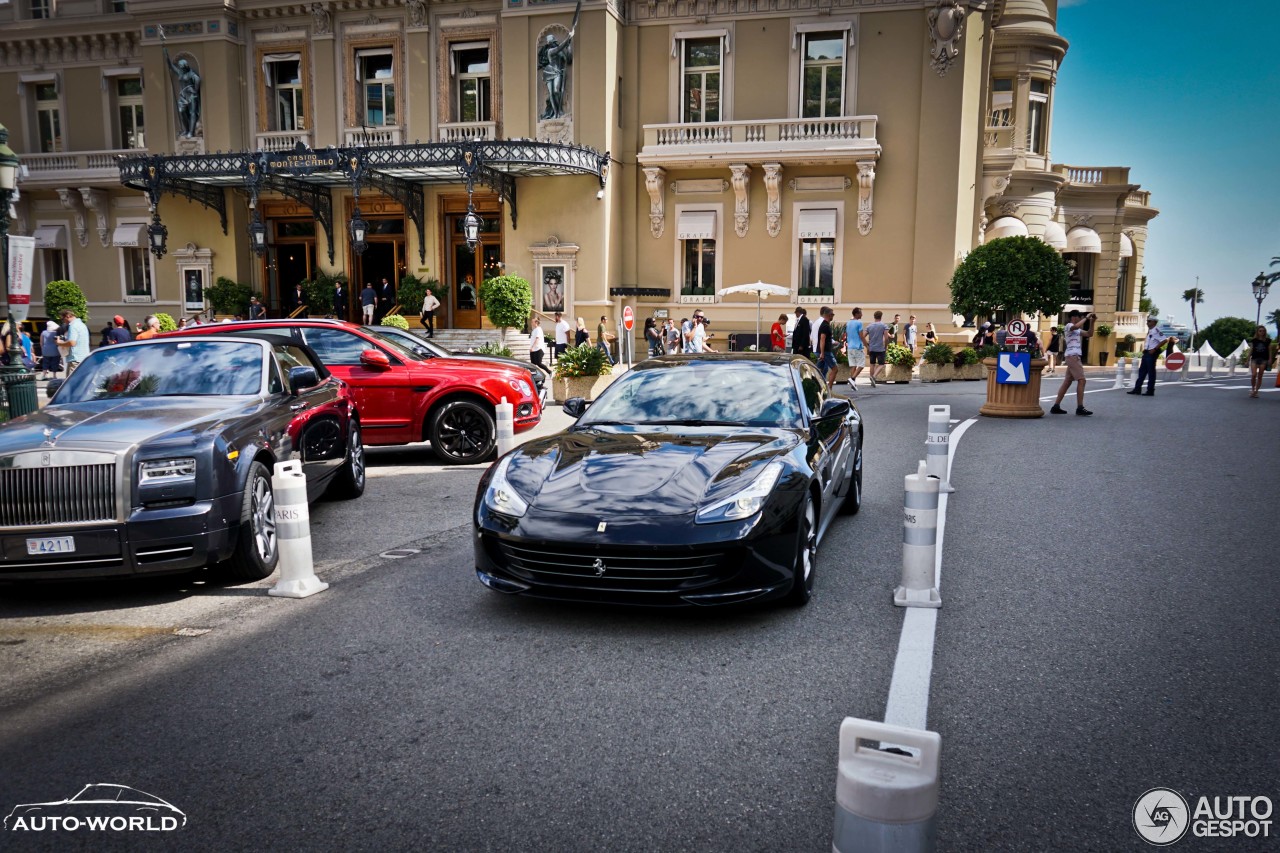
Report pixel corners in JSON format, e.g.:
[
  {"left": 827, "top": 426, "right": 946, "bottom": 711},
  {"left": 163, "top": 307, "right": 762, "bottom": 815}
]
[
  {"left": 840, "top": 438, "right": 863, "bottom": 515},
  {"left": 786, "top": 493, "right": 818, "bottom": 606},
  {"left": 219, "top": 461, "right": 279, "bottom": 581},
  {"left": 430, "top": 399, "right": 496, "bottom": 465}
]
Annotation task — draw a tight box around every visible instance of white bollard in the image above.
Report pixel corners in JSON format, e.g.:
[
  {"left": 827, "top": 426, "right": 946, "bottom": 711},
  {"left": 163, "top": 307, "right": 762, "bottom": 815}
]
[
  {"left": 833, "top": 717, "right": 942, "bottom": 853},
  {"left": 1112, "top": 358, "right": 1125, "bottom": 390},
  {"left": 268, "top": 460, "right": 329, "bottom": 599},
  {"left": 496, "top": 396, "right": 515, "bottom": 457},
  {"left": 894, "top": 461, "right": 941, "bottom": 609},
  {"left": 1205, "top": 357, "right": 1215, "bottom": 379},
  {"left": 1228, "top": 356, "right": 1238, "bottom": 377},
  {"left": 1181, "top": 358, "right": 1189, "bottom": 382},
  {"left": 923, "top": 406, "right": 954, "bottom": 493}
]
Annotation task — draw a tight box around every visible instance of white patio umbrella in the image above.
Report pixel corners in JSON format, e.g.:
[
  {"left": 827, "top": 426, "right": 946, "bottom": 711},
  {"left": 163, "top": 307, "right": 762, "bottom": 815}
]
[{"left": 718, "top": 281, "right": 792, "bottom": 347}]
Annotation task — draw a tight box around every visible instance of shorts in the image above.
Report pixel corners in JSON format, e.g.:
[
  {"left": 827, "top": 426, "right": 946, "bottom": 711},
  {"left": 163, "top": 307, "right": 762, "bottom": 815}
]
[
  {"left": 1251, "top": 357, "right": 1268, "bottom": 367},
  {"left": 1064, "top": 355, "right": 1085, "bottom": 380},
  {"left": 847, "top": 348, "right": 866, "bottom": 367},
  {"left": 869, "top": 350, "right": 886, "bottom": 365},
  {"left": 818, "top": 352, "right": 837, "bottom": 374}
]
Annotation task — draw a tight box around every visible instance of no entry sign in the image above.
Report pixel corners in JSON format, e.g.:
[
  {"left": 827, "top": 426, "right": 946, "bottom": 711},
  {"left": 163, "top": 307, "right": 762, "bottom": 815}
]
[
  {"left": 1166, "top": 351, "right": 1186, "bottom": 371},
  {"left": 622, "top": 306, "right": 635, "bottom": 331}
]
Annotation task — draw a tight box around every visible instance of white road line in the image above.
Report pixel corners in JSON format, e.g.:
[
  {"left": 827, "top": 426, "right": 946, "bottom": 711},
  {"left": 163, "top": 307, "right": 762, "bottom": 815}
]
[{"left": 882, "top": 416, "right": 978, "bottom": 731}]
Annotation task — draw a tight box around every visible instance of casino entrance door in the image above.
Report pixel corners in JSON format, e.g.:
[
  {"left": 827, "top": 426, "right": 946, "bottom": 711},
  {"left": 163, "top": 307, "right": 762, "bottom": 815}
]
[
  {"left": 346, "top": 198, "right": 407, "bottom": 321},
  {"left": 444, "top": 194, "right": 502, "bottom": 329}
]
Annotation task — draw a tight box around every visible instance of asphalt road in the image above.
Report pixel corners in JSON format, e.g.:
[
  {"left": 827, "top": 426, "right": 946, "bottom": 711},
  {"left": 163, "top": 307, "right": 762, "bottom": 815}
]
[{"left": 1, "top": 371, "right": 1276, "bottom": 851}]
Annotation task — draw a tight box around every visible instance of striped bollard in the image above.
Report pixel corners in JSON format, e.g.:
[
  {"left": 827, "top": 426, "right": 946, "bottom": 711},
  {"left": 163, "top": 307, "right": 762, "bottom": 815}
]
[
  {"left": 894, "top": 461, "right": 941, "bottom": 609},
  {"left": 833, "top": 718, "right": 941, "bottom": 853},
  {"left": 496, "top": 397, "right": 515, "bottom": 457},
  {"left": 268, "top": 460, "right": 329, "bottom": 599},
  {"left": 923, "top": 406, "right": 954, "bottom": 493},
  {"left": 1112, "top": 358, "right": 1125, "bottom": 390}
]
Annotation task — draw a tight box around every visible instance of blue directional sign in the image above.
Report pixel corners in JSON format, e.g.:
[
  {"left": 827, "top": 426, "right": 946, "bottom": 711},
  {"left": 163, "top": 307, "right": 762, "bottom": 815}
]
[{"left": 996, "top": 352, "right": 1031, "bottom": 385}]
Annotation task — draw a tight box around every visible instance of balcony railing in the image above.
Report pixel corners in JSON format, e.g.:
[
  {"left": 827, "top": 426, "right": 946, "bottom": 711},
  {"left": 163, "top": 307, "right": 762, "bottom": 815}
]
[
  {"left": 343, "top": 126, "right": 402, "bottom": 147},
  {"left": 1114, "top": 311, "right": 1148, "bottom": 336},
  {"left": 983, "top": 125, "right": 1015, "bottom": 150},
  {"left": 640, "top": 116, "right": 878, "bottom": 164},
  {"left": 439, "top": 121, "right": 496, "bottom": 143},
  {"left": 255, "top": 130, "right": 313, "bottom": 152},
  {"left": 1055, "top": 164, "right": 1132, "bottom": 185},
  {"left": 1126, "top": 189, "right": 1151, "bottom": 207},
  {"left": 22, "top": 148, "right": 139, "bottom": 185}
]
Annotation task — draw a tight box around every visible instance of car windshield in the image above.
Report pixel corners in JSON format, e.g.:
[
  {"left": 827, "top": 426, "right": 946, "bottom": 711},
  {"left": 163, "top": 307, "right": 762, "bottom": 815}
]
[
  {"left": 56, "top": 341, "right": 264, "bottom": 402},
  {"left": 578, "top": 361, "right": 802, "bottom": 428}
]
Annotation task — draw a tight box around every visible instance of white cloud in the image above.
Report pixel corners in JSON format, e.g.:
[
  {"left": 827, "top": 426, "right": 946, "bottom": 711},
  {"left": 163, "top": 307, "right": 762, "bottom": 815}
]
[{"left": 1059, "top": 0, "right": 1087, "bottom": 7}]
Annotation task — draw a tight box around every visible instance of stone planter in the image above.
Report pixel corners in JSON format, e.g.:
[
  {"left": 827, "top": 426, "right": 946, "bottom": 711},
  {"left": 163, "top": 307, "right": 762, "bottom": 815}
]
[
  {"left": 957, "top": 363, "right": 986, "bottom": 381},
  {"left": 834, "top": 364, "right": 852, "bottom": 384},
  {"left": 979, "top": 357, "right": 1047, "bottom": 418},
  {"left": 918, "top": 363, "right": 953, "bottom": 382},
  {"left": 553, "top": 373, "right": 615, "bottom": 403},
  {"left": 883, "top": 363, "right": 914, "bottom": 383}
]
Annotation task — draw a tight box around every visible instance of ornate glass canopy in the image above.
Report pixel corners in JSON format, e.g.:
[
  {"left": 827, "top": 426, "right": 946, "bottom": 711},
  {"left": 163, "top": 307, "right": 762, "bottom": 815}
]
[{"left": 118, "top": 139, "right": 611, "bottom": 263}]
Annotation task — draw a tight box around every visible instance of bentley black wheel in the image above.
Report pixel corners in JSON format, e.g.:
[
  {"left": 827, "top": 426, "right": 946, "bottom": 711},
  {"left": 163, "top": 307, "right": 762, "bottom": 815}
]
[{"left": 430, "top": 399, "right": 496, "bottom": 465}]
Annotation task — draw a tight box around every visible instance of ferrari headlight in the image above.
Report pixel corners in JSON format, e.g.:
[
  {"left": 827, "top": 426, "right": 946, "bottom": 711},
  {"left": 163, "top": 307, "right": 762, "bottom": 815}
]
[
  {"left": 140, "top": 458, "right": 197, "bottom": 481},
  {"left": 695, "top": 461, "right": 783, "bottom": 524},
  {"left": 508, "top": 378, "right": 533, "bottom": 398},
  {"left": 483, "top": 455, "right": 528, "bottom": 518}
]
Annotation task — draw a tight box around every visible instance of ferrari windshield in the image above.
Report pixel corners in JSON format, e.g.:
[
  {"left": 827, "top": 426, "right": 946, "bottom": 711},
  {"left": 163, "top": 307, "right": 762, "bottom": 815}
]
[
  {"left": 578, "top": 361, "right": 803, "bottom": 428},
  {"left": 55, "top": 341, "right": 265, "bottom": 401}
]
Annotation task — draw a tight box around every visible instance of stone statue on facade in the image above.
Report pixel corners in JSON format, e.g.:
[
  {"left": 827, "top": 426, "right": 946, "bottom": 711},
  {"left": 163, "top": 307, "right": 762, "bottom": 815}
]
[
  {"left": 160, "top": 27, "right": 201, "bottom": 138},
  {"left": 537, "top": 1, "right": 580, "bottom": 120},
  {"left": 407, "top": 0, "right": 427, "bottom": 28},
  {"left": 311, "top": 3, "right": 333, "bottom": 36}
]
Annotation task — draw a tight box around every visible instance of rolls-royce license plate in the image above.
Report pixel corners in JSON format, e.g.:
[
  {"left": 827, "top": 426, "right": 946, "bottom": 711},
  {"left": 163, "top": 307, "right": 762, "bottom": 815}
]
[{"left": 26, "top": 536, "right": 75, "bottom": 555}]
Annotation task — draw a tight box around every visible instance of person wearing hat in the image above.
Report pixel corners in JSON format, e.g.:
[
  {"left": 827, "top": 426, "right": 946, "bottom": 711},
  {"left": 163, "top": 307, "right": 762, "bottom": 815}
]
[
  {"left": 106, "top": 315, "right": 133, "bottom": 346},
  {"left": 40, "top": 320, "right": 62, "bottom": 379},
  {"left": 1127, "top": 315, "right": 1177, "bottom": 397}
]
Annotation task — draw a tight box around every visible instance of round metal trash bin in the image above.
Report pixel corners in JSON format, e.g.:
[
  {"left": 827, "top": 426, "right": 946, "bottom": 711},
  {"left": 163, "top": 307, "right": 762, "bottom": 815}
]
[{"left": 1, "top": 367, "right": 38, "bottom": 418}]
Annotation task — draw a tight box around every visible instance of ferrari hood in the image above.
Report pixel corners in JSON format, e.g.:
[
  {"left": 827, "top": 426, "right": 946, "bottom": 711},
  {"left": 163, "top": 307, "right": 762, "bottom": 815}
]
[{"left": 506, "top": 426, "right": 797, "bottom": 515}]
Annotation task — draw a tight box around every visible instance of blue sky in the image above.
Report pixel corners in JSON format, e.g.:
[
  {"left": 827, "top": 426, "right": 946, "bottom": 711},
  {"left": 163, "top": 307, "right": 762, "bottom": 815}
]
[{"left": 1051, "top": 0, "right": 1280, "bottom": 328}]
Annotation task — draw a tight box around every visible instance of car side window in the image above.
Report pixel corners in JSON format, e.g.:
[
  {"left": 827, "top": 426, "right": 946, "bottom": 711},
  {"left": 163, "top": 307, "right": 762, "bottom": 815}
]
[
  {"left": 267, "top": 356, "right": 285, "bottom": 394},
  {"left": 796, "top": 362, "right": 827, "bottom": 419},
  {"left": 301, "top": 328, "right": 371, "bottom": 365}
]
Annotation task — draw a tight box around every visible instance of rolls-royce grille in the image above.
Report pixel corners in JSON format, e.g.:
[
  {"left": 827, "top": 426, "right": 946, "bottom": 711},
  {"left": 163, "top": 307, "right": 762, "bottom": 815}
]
[
  {"left": 0, "top": 464, "right": 117, "bottom": 526},
  {"left": 494, "top": 541, "right": 730, "bottom": 591}
]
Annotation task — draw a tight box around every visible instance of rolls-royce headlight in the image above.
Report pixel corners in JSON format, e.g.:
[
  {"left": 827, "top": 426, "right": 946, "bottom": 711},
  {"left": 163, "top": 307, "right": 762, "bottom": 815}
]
[
  {"left": 508, "top": 378, "right": 533, "bottom": 398},
  {"left": 140, "top": 458, "right": 197, "bottom": 481},
  {"left": 695, "top": 461, "right": 783, "bottom": 524},
  {"left": 483, "top": 455, "right": 529, "bottom": 518}
]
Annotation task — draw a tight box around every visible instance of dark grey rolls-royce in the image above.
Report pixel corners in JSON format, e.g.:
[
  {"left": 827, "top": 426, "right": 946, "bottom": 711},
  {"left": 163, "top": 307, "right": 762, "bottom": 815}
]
[{"left": 0, "top": 336, "right": 364, "bottom": 582}]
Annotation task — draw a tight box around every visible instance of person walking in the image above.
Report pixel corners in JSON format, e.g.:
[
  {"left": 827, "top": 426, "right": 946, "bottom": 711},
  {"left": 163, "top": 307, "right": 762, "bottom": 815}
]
[
  {"left": 1247, "top": 325, "right": 1270, "bottom": 398},
  {"left": 376, "top": 277, "right": 395, "bottom": 324},
  {"left": 644, "top": 317, "right": 662, "bottom": 357},
  {"left": 887, "top": 313, "right": 902, "bottom": 347},
  {"left": 845, "top": 307, "right": 868, "bottom": 389},
  {"left": 360, "top": 282, "right": 376, "bottom": 325},
  {"left": 816, "top": 306, "right": 838, "bottom": 388},
  {"left": 529, "top": 316, "right": 547, "bottom": 369},
  {"left": 1050, "top": 310, "right": 1094, "bottom": 416},
  {"left": 420, "top": 288, "right": 441, "bottom": 337},
  {"left": 249, "top": 295, "right": 266, "bottom": 321},
  {"left": 39, "top": 320, "right": 61, "bottom": 379},
  {"left": 58, "top": 309, "right": 90, "bottom": 375},
  {"left": 596, "top": 316, "right": 616, "bottom": 365},
  {"left": 136, "top": 315, "right": 160, "bottom": 340},
  {"left": 770, "top": 314, "right": 787, "bottom": 353},
  {"left": 665, "top": 319, "right": 680, "bottom": 354},
  {"left": 865, "top": 310, "right": 889, "bottom": 387},
  {"left": 690, "top": 313, "right": 713, "bottom": 353},
  {"left": 553, "top": 312, "right": 571, "bottom": 361},
  {"left": 574, "top": 317, "right": 590, "bottom": 347},
  {"left": 332, "top": 282, "right": 347, "bottom": 321},
  {"left": 790, "top": 307, "right": 812, "bottom": 357},
  {"left": 106, "top": 315, "right": 133, "bottom": 345},
  {"left": 1044, "top": 325, "right": 1061, "bottom": 374},
  {"left": 1127, "top": 316, "right": 1177, "bottom": 397},
  {"left": 904, "top": 314, "right": 918, "bottom": 355}
]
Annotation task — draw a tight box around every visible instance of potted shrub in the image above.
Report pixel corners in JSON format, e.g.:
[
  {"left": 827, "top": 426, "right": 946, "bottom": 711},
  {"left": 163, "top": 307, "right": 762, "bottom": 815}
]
[
  {"left": 479, "top": 274, "right": 533, "bottom": 349},
  {"left": 884, "top": 343, "right": 916, "bottom": 383},
  {"left": 379, "top": 314, "right": 410, "bottom": 331},
  {"left": 955, "top": 346, "right": 985, "bottom": 380},
  {"left": 1094, "top": 323, "right": 1113, "bottom": 366},
  {"left": 44, "top": 280, "right": 89, "bottom": 323},
  {"left": 919, "top": 342, "right": 955, "bottom": 382},
  {"left": 153, "top": 312, "right": 178, "bottom": 332},
  {"left": 206, "top": 276, "right": 251, "bottom": 317},
  {"left": 553, "top": 342, "right": 615, "bottom": 401}
]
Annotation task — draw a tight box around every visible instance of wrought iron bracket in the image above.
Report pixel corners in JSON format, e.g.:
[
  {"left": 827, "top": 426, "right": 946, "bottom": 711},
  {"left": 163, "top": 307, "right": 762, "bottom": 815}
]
[
  {"left": 361, "top": 170, "right": 427, "bottom": 265},
  {"left": 264, "top": 174, "right": 336, "bottom": 265}
]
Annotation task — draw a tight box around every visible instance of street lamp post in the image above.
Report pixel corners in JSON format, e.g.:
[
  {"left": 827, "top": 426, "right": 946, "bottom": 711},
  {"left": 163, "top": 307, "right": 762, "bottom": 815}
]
[
  {"left": 1252, "top": 273, "right": 1270, "bottom": 327},
  {"left": 0, "top": 121, "right": 37, "bottom": 418}
]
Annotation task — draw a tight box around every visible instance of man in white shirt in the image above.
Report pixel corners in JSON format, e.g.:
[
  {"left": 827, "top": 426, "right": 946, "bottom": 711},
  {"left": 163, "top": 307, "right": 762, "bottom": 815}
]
[
  {"left": 553, "top": 312, "right": 571, "bottom": 361},
  {"left": 904, "top": 315, "right": 918, "bottom": 353},
  {"left": 1127, "top": 315, "right": 1176, "bottom": 397},
  {"left": 1050, "top": 310, "right": 1095, "bottom": 416},
  {"left": 529, "top": 317, "right": 547, "bottom": 368}
]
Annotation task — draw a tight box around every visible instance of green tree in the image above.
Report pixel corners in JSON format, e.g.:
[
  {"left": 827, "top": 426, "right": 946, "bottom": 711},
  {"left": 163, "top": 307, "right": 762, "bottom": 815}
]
[
  {"left": 44, "top": 280, "right": 88, "bottom": 322},
  {"left": 206, "top": 276, "right": 252, "bottom": 316},
  {"left": 1192, "top": 316, "right": 1254, "bottom": 357},
  {"left": 479, "top": 274, "right": 533, "bottom": 347},
  {"left": 153, "top": 312, "right": 178, "bottom": 332},
  {"left": 1268, "top": 308, "right": 1280, "bottom": 342},
  {"left": 1182, "top": 286, "right": 1205, "bottom": 350},
  {"left": 397, "top": 274, "right": 445, "bottom": 318},
  {"left": 301, "top": 269, "right": 348, "bottom": 315},
  {"left": 1138, "top": 275, "right": 1158, "bottom": 318},
  {"left": 948, "top": 236, "right": 1070, "bottom": 321}
]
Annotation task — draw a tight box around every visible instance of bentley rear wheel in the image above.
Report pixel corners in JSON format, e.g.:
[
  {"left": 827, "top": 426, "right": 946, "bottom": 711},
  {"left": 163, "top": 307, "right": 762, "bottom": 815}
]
[{"left": 430, "top": 399, "right": 496, "bottom": 465}]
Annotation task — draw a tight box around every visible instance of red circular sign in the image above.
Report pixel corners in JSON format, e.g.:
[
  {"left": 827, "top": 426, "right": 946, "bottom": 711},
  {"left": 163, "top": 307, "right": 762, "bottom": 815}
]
[
  {"left": 1165, "top": 352, "right": 1186, "bottom": 371},
  {"left": 622, "top": 306, "right": 635, "bottom": 331}
]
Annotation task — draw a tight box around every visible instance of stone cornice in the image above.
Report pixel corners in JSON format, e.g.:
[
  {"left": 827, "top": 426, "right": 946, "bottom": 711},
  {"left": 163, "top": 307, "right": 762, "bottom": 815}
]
[
  {"left": 626, "top": 0, "right": 985, "bottom": 24},
  {"left": 0, "top": 28, "right": 140, "bottom": 70}
]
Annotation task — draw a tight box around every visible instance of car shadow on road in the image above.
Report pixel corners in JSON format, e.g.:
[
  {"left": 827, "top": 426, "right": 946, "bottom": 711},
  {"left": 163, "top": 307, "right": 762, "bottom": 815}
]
[{"left": 0, "top": 571, "right": 272, "bottom": 616}]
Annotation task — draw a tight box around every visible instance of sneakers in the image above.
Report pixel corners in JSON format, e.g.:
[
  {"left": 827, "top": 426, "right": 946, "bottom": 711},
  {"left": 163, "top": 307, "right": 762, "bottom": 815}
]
[
  {"left": 1050, "top": 404, "right": 1067, "bottom": 414},
  {"left": 869, "top": 374, "right": 877, "bottom": 388},
  {"left": 1076, "top": 406, "right": 1093, "bottom": 416}
]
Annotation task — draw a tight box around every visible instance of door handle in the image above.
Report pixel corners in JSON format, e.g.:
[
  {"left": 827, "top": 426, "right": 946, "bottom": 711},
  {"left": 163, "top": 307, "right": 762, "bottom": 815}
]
[{"left": 290, "top": 403, "right": 309, "bottom": 412}]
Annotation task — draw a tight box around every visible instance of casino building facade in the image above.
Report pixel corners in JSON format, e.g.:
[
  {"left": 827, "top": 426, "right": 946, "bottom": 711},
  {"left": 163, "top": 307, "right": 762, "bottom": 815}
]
[{"left": 0, "top": 0, "right": 1156, "bottom": 361}]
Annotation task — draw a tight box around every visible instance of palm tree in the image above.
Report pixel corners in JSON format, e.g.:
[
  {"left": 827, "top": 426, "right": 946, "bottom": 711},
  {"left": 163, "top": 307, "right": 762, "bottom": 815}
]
[
  {"left": 1268, "top": 308, "right": 1280, "bottom": 342},
  {"left": 1183, "top": 285, "right": 1204, "bottom": 361}
]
